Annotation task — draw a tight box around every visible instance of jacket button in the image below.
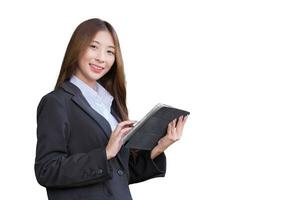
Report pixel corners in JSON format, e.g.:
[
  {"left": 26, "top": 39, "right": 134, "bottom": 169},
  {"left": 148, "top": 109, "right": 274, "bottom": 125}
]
[
  {"left": 97, "top": 169, "right": 103, "bottom": 175},
  {"left": 117, "top": 169, "right": 124, "bottom": 176}
]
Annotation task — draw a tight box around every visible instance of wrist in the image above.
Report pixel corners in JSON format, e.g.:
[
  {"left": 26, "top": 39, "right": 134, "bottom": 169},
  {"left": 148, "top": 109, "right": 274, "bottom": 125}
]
[
  {"left": 157, "top": 140, "right": 169, "bottom": 152},
  {"left": 156, "top": 144, "right": 166, "bottom": 153},
  {"left": 151, "top": 145, "right": 164, "bottom": 159},
  {"left": 105, "top": 148, "right": 113, "bottom": 160}
]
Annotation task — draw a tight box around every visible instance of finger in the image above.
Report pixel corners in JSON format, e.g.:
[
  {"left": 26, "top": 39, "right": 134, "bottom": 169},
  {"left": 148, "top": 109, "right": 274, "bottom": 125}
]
[
  {"left": 119, "top": 127, "right": 132, "bottom": 137},
  {"left": 171, "top": 121, "right": 177, "bottom": 139},
  {"left": 167, "top": 122, "right": 173, "bottom": 135},
  {"left": 176, "top": 116, "right": 185, "bottom": 129},
  {"left": 114, "top": 120, "right": 136, "bottom": 133},
  {"left": 176, "top": 124, "right": 183, "bottom": 136},
  {"left": 179, "top": 115, "right": 188, "bottom": 129},
  {"left": 172, "top": 118, "right": 177, "bottom": 129},
  {"left": 183, "top": 115, "right": 189, "bottom": 123},
  {"left": 178, "top": 115, "right": 187, "bottom": 127},
  {"left": 181, "top": 115, "right": 188, "bottom": 127},
  {"left": 170, "top": 119, "right": 176, "bottom": 133},
  {"left": 167, "top": 119, "right": 177, "bottom": 139},
  {"left": 172, "top": 116, "right": 184, "bottom": 139},
  {"left": 177, "top": 126, "right": 184, "bottom": 139},
  {"left": 167, "top": 122, "right": 173, "bottom": 137},
  {"left": 176, "top": 116, "right": 184, "bottom": 127},
  {"left": 119, "top": 120, "right": 137, "bottom": 127},
  {"left": 113, "top": 123, "right": 122, "bottom": 134}
]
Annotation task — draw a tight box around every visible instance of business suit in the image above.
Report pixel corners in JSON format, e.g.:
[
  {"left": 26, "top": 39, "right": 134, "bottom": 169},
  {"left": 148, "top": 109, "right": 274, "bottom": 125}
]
[{"left": 35, "top": 81, "right": 166, "bottom": 200}]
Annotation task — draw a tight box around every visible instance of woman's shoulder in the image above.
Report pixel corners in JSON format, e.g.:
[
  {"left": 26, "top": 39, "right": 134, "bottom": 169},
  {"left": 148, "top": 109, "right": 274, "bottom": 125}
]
[
  {"left": 36, "top": 87, "right": 73, "bottom": 121},
  {"left": 37, "top": 87, "right": 71, "bottom": 110},
  {"left": 40, "top": 87, "right": 69, "bottom": 100}
]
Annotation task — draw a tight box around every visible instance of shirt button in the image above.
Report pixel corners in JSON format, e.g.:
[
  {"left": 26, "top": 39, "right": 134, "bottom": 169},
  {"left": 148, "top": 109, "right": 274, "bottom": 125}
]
[
  {"left": 117, "top": 169, "right": 124, "bottom": 176},
  {"left": 97, "top": 169, "right": 103, "bottom": 175}
]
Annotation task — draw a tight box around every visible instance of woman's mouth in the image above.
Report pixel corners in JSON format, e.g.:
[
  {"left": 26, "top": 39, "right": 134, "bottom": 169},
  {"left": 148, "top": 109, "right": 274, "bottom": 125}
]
[{"left": 89, "top": 64, "right": 104, "bottom": 73}]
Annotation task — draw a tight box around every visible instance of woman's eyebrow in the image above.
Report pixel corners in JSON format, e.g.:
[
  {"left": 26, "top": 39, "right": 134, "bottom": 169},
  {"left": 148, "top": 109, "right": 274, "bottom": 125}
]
[{"left": 92, "top": 40, "right": 115, "bottom": 49}]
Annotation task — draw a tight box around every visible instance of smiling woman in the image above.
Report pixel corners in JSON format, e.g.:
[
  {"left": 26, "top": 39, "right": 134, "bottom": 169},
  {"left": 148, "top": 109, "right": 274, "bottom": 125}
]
[
  {"left": 75, "top": 31, "right": 116, "bottom": 89},
  {"left": 34, "top": 18, "right": 188, "bottom": 200},
  {"left": 54, "top": 18, "right": 128, "bottom": 120}
]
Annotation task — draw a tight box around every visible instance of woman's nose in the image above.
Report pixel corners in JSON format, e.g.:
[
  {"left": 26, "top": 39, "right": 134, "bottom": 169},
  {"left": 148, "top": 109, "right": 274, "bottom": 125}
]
[{"left": 95, "top": 50, "right": 105, "bottom": 63}]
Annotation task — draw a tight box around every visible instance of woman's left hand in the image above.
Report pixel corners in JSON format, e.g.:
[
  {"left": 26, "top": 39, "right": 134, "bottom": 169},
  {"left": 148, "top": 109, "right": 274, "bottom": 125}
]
[{"left": 150, "top": 115, "right": 188, "bottom": 159}]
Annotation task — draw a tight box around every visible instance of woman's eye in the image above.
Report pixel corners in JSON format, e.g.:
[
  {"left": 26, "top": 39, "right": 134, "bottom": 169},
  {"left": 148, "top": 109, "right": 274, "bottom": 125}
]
[
  {"left": 107, "top": 50, "right": 115, "bottom": 55},
  {"left": 90, "top": 45, "right": 97, "bottom": 49}
]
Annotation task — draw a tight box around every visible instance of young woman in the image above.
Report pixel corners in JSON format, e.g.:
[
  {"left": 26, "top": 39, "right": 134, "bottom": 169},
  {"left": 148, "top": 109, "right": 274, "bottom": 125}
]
[{"left": 34, "top": 18, "right": 188, "bottom": 200}]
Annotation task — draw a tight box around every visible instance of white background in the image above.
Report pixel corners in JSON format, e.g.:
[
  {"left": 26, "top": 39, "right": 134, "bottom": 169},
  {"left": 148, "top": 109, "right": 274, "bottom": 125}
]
[{"left": 0, "top": 0, "right": 299, "bottom": 199}]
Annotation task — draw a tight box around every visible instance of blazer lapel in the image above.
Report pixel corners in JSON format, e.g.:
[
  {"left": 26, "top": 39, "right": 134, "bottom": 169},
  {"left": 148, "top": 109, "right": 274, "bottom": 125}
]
[
  {"left": 61, "top": 81, "right": 112, "bottom": 139},
  {"left": 72, "top": 95, "right": 112, "bottom": 137},
  {"left": 110, "top": 100, "right": 122, "bottom": 123}
]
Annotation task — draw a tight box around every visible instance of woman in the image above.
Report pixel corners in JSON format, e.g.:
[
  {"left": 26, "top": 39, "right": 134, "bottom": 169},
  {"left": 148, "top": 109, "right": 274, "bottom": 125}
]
[{"left": 35, "top": 18, "right": 188, "bottom": 200}]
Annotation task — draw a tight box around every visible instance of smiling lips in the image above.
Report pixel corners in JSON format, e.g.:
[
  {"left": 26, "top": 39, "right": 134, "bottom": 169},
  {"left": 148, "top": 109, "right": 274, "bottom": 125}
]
[{"left": 89, "top": 64, "right": 104, "bottom": 73}]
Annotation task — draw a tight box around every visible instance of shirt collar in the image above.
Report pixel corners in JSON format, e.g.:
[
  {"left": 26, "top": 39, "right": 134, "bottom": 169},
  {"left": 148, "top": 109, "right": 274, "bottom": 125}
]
[{"left": 69, "top": 75, "right": 114, "bottom": 109}]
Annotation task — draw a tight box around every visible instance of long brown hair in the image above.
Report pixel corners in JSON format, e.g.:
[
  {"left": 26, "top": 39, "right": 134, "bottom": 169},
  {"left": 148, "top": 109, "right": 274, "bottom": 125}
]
[{"left": 55, "top": 18, "right": 128, "bottom": 120}]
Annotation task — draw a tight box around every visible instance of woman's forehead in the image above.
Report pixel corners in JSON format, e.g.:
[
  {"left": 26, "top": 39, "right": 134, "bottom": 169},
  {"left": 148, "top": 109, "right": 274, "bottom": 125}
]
[{"left": 91, "top": 31, "right": 115, "bottom": 47}]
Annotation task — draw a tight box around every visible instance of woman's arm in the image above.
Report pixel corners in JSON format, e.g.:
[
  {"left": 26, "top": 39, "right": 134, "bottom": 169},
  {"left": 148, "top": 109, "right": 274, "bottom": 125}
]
[
  {"left": 151, "top": 115, "right": 188, "bottom": 159},
  {"left": 128, "top": 150, "right": 166, "bottom": 184},
  {"left": 34, "top": 94, "right": 112, "bottom": 188}
]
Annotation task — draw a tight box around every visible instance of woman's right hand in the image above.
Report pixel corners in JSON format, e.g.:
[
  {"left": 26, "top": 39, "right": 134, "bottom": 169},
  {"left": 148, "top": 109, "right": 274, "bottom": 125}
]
[{"left": 105, "top": 120, "right": 136, "bottom": 160}]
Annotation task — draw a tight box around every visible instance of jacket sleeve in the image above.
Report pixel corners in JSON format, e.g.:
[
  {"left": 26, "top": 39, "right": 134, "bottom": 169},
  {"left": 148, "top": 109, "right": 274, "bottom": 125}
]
[
  {"left": 34, "top": 93, "right": 112, "bottom": 188},
  {"left": 128, "top": 150, "right": 166, "bottom": 184}
]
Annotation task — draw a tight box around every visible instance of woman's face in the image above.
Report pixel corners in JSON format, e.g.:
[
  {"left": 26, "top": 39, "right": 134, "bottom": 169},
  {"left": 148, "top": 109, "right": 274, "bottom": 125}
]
[{"left": 75, "top": 30, "right": 116, "bottom": 89}]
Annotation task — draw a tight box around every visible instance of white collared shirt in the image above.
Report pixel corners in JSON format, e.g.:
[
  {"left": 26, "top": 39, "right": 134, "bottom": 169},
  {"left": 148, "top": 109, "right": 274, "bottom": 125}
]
[{"left": 70, "top": 75, "right": 118, "bottom": 131}]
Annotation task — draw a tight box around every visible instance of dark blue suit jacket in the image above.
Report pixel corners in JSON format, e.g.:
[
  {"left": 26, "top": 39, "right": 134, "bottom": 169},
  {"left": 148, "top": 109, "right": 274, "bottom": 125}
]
[{"left": 35, "top": 81, "right": 166, "bottom": 200}]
